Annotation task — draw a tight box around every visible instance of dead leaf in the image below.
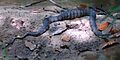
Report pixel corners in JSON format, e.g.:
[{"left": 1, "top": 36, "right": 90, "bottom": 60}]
[
  {"left": 98, "top": 22, "right": 110, "bottom": 31},
  {"left": 109, "top": 27, "right": 119, "bottom": 34}
]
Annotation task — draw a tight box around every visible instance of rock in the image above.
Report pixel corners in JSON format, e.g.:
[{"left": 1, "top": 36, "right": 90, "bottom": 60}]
[
  {"left": 1, "top": 6, "right": 120, "bottom": 60},
  {"left": 25, "top": 41, "right": 36, "bottom": 50},
  {"left": 11, "top": 17, "right": 31, "bottom": 30}
]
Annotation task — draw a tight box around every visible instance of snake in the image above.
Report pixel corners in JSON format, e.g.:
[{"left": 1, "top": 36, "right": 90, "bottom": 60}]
[{"left": 2, "top": 7, "right": 110, "bottom": 49}]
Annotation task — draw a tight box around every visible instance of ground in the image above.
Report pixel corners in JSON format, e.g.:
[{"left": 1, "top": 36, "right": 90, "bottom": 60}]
[{"left": 0, "top": 6, "right": 120, "bottom": 60}]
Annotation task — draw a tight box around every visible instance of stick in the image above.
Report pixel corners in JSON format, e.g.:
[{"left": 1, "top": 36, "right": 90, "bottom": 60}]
[
  {"left": 49, "top": 0, "right": 67, "bottom": 10},
  {"left": 24, "top": 0, "right": 47, "bottom": 7},
  {"left": 21, "top": 0, "right": 67, "bottom": 10}
]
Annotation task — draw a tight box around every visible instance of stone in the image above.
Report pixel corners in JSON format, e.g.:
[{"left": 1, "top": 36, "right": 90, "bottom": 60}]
[{"left": 25, "top": 41, "right": 36, "bottom": 50}]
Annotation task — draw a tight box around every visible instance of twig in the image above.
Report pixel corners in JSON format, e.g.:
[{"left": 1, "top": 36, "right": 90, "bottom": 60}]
[
  {"left": 49, "top": 0, "right": 67, "bottom": 10},
  {"left": 24, "top": 0, "right": 47, "bottom": 7},
  {"left": 20, "top": 0, "right": 67, "bottom": 10},
  {"left": 42, "top": 7, "right": 59, "bottom": 13}
]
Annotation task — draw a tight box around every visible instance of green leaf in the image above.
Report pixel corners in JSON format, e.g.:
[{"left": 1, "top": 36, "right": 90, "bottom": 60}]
[{"left": 109, "top": 5, "right": 120, "bottom": 13}]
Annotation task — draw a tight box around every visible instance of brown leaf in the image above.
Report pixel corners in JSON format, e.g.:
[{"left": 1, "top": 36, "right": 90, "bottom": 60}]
[
  {"left": 98, "top": 22, "right": 110, "bottom": 31},
  {"left": 79, "top": 3, "right": 88, "bottom": 8},
  {"left": 109, "top": 27, "right": 119, "bottom": 34}
]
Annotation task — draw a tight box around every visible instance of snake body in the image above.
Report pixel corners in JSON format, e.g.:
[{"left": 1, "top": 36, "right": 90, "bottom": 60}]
[{"left": 22, "top": 8, "right": 108, "bottom": 37}]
